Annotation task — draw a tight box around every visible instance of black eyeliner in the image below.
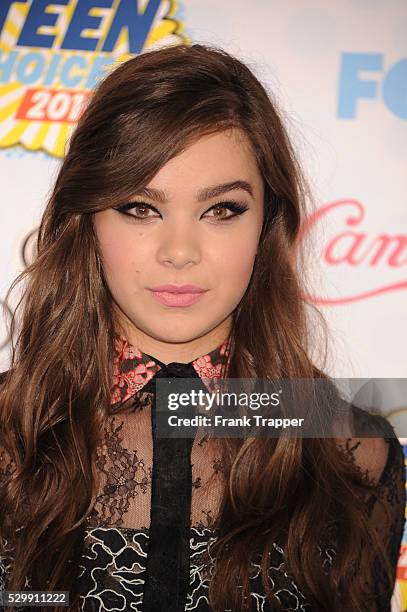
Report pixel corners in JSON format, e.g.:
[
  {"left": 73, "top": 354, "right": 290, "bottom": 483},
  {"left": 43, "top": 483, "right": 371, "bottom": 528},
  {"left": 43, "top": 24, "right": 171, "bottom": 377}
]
[
  {"left": 113, "top": 200, "right": 249, "bottom": 220},
  {"left": 114, "top": 202, "right": 159, "bottom": 213}
]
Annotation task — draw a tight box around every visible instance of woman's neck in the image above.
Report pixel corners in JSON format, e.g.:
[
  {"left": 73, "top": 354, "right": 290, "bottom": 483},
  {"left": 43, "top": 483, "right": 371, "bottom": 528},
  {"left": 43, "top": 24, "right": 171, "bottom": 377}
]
[{"left": 116, "top": 316, "right": 232, "bottom": 365}]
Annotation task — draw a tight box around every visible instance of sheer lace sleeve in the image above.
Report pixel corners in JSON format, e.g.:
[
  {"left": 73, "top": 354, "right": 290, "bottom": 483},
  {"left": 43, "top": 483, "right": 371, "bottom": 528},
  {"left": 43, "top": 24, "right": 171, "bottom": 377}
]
[{"left": 343, "top": 406, "right": 406, "bottom": 611}]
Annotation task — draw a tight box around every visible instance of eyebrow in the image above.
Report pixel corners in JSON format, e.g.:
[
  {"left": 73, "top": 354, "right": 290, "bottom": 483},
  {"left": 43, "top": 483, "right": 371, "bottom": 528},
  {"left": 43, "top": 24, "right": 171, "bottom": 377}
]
[{"left": 132, "top": 180, "right": 254, "bottom": 203}]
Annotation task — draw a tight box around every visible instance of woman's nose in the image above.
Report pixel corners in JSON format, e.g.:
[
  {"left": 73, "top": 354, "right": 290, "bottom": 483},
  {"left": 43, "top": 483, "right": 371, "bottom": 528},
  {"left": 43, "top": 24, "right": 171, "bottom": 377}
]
[{"left": 156, "top": 222, "right": 201, "bottom": 268}]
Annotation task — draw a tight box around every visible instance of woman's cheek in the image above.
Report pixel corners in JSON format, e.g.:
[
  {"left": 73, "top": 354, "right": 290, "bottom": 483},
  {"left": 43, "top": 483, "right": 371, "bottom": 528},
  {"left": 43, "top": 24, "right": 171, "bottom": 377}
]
[
  {"left": 100, "top": 234, "right": 147, "bottom": 277},
  {"left": 220, "top": 240, "right": 258, "bottom": 284}
]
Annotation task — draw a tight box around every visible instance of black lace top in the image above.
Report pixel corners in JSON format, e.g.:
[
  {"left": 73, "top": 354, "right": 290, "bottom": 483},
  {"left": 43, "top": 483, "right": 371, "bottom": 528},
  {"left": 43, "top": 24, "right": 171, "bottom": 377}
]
[{"left": 0, "top": 335, "right": 405, "bottom": 612}]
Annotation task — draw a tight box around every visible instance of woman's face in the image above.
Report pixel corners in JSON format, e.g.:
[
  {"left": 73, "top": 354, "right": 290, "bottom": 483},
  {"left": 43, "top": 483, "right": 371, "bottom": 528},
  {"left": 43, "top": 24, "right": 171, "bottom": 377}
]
[{"left": 93, "top": 127, "right": 264, "bottom": 360}]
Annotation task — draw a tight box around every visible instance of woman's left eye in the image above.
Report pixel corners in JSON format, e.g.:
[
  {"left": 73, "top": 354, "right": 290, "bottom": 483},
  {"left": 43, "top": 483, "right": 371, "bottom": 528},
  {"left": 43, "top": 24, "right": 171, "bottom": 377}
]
[{"left": 203, "top": 201, "right": 249, "bottom": 221}]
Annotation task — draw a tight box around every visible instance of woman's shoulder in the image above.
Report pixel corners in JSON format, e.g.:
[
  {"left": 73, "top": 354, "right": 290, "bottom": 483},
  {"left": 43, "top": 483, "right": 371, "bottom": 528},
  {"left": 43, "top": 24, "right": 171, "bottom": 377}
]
[
  {"left": 340, "top": 404, "right": 405, "bottom": 488},
  {"left": 351, "top": 403, "right": 398, "bottom": 438}
]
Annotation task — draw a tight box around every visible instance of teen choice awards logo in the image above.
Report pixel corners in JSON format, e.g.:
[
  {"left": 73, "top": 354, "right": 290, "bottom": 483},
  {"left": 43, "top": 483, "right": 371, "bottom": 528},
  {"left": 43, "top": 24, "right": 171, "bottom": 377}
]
[{"left": 0, "top": 0, "right": 188, "bottom": 157}]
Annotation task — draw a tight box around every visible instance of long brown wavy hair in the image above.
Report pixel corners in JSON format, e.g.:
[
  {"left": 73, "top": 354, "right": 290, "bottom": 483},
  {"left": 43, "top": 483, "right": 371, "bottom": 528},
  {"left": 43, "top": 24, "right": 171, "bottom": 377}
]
[{"left": 0, "top": 43, "right": 397, "bottom": 611}]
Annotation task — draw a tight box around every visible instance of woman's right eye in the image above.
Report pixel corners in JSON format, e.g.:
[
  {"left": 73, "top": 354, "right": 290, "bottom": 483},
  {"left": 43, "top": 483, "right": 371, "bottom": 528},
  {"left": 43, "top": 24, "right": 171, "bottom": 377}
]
[{"left": 113, "top": 202, "right": 161, "bottom": 221}]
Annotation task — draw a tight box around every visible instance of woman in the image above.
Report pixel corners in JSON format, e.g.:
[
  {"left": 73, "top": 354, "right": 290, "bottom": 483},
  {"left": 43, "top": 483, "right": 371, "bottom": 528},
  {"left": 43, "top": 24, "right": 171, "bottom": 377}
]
[{"left": 0, "top": 43, "right": 405, "bottom": 612}]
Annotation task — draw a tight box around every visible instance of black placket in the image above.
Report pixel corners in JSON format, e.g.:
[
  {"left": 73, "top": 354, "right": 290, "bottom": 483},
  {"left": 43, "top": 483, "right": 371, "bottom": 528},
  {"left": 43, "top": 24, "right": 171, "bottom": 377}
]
[{"left": 141, "top": 360, "right": 202, "bottom": 612}]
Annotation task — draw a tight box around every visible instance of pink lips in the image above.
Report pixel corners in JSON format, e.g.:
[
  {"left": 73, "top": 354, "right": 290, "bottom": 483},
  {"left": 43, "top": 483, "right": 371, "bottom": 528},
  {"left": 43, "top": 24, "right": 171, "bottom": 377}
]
[{"left": 149, "top": 284, "right": 207, "bottom": 308}]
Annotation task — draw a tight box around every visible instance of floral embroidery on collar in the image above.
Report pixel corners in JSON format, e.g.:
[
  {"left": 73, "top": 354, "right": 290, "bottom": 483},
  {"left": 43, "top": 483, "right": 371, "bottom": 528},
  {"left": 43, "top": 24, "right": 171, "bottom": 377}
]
[{"left": 111, "top": 334, "right": 232, "bottom": 408}]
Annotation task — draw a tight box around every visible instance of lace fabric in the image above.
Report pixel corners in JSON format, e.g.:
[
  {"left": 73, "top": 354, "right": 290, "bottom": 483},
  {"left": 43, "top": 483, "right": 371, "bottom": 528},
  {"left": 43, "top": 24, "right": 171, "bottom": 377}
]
[
  {"left": 85, "top": 393, "right": 225, "bottom": 533},
  {"left": 345, "top": 406, "right": 406, "bottom": 611},
  {"left": 86, "top": 335, "right": 231, "bottom": 533},
  {"left": 0, "top": 339, "right": 405, "bottom": 611}
]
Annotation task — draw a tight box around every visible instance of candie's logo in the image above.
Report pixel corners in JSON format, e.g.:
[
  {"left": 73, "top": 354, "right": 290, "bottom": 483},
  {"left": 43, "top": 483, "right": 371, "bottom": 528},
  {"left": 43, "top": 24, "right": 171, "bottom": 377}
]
[
  {"left": 0, "top": 0, "right": 187, "bottom": 157},
  {"left": 299, "top": 199, "right": 407, "bottom": 305}
]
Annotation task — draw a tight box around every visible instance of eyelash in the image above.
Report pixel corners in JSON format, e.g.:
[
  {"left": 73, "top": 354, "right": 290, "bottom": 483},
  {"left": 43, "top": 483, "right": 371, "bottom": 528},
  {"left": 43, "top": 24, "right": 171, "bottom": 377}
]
[{"left": 113, "top": 200, "right": 249, "bottom": 222}]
